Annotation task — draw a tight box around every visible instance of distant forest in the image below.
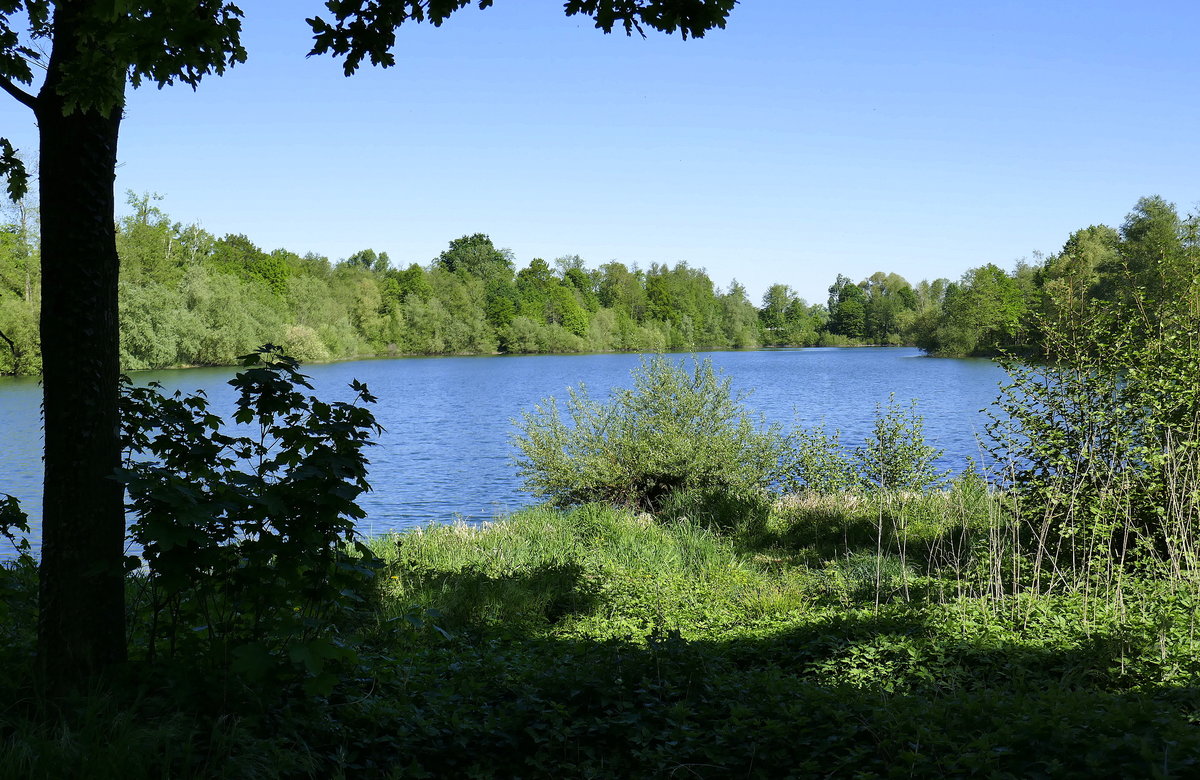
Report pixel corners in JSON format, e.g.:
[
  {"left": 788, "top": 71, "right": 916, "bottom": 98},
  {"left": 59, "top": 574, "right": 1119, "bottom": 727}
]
[{"left": 0, "top": 193, "right": 1195, "bottom": 375}]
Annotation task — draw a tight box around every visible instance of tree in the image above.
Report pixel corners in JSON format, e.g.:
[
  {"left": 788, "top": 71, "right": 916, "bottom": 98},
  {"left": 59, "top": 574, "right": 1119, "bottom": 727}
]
[
  {"left": 0, "top": 180, "right": 38, "bottom": 374},
  {"left": 759, "top": 283, "right": 818, "bottom": 346},
  {"left": 345, "top": 247, "right": 391, "bottom": 274},
  {"left": 0, "top": 0, "right": 739, "bottom": 689},
  {"left": 1112, "top": 196, "right": 1197, "bottom": 330},
  {"left": 719, "top": 280, "right": 760, "bottom": 347},
  {"left": 759, "top": 283, "right": 795, "bottom": 333},
  {"left": 435, "top": 233, "right": 512, "bottom": 283},
  {"left": 597, "top": 260, "right": 648, "bottom": 320},
  {"left": 1, "top": 0, "right": 246, "bottom": 690},
  {"left": 1037, "top": 225, "right": 1120, "bottom": 341},
  {"left": 827, "top": 278, "right": 866, "bottom": 339},
  {"left": 934, "top": 264, "right": 1027, "bottom": 355},
  {"left": 860, "top": 271, "right": 915, "bottom": 344}
]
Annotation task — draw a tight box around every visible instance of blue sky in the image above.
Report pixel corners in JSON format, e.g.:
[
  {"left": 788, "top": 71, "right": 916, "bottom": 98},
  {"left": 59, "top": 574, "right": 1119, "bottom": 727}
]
[{"left": 3, "top": 0, "right": 1198, "bottom": 304}]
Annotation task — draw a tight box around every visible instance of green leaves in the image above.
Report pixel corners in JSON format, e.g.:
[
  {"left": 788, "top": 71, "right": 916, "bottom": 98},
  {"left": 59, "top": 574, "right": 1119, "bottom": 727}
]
[
  {"left": 309, "top": 0, "right": 736, "bottom": 75},
  {"left": 989, "top": 273, "right": 1200, "bottom": 579},
  {"left": 0, "top": 2, "right": 247, "bottom": 116},
  {"left": 120, "top": 344, "right": 382, "bottom": 695},
  {"left": 0, "top": 493, "right": 32, "bottom": 568},
  {"left": 787, "top": 396, "right": 948, "bottom": 496},
  {"left": 0, "top": 139, "right": 27, "bottom": 201},
  {"left": 0, "top": 2, "right": 44, "bottom": 87},
  {"left": 856, "top": 395, "right": 949, "bottom": 494},
  {"left": 514, "top": 355, "right": 786, "bottom": 517}
]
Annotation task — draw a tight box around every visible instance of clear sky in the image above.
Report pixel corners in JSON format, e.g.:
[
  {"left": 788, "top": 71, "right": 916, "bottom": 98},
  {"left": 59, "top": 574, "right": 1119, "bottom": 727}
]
[{"left": 3, "top": 0, "right": 1198, "bottom": 304}]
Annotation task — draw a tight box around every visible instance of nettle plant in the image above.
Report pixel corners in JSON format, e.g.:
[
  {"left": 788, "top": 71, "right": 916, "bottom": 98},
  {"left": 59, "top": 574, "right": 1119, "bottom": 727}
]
[{"left": 118, "top": 346, "right": 382, "bottom": 695}]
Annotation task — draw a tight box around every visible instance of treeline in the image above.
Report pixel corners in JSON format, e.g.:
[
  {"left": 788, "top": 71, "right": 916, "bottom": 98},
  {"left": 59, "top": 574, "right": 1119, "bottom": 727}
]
[
  {"left": 908, "top": 196, "right": 1199, "bottom": 357},
  {"left": 0, "top": 193, "right": 1195, "bottom": 375},
  {"left": 1, "top": 194, "right": 765, "bottom": 374},
  {"left": 766, "top": 194, "right": 1199, "bottom": 357}
]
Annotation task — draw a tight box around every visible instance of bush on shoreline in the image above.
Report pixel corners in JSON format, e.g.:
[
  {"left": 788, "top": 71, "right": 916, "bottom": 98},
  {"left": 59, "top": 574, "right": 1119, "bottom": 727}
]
[{"left": 513, "top": 355, "right": 787, "bottom": 520}]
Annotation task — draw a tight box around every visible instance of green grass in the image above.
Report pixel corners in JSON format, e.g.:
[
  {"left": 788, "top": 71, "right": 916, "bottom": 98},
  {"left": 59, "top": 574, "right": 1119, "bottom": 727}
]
[{"left": 5, "top": 492, "right": 1200, "bottom": 777}]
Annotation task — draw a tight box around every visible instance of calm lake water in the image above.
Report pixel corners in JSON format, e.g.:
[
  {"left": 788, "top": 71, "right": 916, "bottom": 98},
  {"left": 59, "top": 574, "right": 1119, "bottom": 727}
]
[{"left": 0, "top": 348, "right": 1007, "bottom": 558}]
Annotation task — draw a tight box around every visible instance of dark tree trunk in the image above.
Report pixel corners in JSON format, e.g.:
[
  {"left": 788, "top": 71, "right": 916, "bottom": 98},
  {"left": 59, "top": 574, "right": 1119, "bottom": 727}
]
[{"left": 34, "top": 14, "right": 127, "bottom": 688}]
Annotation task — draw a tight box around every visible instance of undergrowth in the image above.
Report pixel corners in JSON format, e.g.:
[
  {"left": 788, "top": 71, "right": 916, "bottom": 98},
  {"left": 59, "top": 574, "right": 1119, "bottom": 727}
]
[{"left": 5, "top": 492, "right": 1200, "bottom": 776}]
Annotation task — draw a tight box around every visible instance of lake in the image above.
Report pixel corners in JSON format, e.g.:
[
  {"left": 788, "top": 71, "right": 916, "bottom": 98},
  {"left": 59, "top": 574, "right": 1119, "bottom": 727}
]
[{"left": 0, "top": 348, "right": 1008, "bottom": 558}]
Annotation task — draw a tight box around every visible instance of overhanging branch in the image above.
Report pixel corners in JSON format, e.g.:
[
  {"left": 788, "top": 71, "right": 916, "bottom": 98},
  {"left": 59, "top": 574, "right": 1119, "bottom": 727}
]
[{"left": 0, "top": 75, "right": 36, "bottom": 110}]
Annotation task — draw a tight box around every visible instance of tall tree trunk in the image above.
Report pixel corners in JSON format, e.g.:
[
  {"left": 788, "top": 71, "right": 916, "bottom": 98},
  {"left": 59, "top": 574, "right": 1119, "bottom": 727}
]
[{"left": 34, "top": 16, "right": 127, "bottom": 688}]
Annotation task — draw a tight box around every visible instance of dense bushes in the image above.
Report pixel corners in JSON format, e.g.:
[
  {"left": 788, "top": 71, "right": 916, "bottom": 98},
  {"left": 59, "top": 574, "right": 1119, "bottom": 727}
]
[
  {"left": 515, "top": 355, "right": 954, "bottom": 537},
  {"left": 990, "top": 282, "right": 1200, "bottom": 582},
  {"left": 514, "top": 355, "right": 787, "bottom": 518}
]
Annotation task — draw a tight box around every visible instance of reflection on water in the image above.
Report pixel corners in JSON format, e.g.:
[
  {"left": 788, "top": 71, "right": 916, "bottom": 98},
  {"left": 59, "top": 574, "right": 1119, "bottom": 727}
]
[{"left": 0, "top": 348, "right": 1007, "bottom": 557}]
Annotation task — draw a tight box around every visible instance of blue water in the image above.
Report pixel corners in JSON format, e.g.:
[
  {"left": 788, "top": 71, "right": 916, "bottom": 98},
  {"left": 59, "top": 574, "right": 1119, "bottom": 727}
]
[{"left": 0, "top": 348, "right": 1007, "bottom": 557}]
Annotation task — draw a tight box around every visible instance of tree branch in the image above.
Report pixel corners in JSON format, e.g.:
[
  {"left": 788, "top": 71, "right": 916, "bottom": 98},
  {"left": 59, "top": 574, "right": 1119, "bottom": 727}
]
[
  {"left": 0, "top": 76, "right": 37, "bottom": 110},
  {"left": 0, "top": 326, "right": 17, "bottom": 375}
]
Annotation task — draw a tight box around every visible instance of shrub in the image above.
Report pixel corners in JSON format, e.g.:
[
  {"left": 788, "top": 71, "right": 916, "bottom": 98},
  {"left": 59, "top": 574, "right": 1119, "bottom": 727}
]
[
  {"left": 118, "top": 345, "right": 382, "bottom": 696},
  {"left": 513, "top": 355, "right": 787, "bottom": 515},
  {"left": 279, "top": 323, "right": 332, "bottom": 363},
  {"left": 989, "top": 302, "right": 1200, "bottom": 577},
  {"left": 787, "top": 424, "right": 858, "bottom": 494},
  {"left": 787, "top": 395, "right": 948, "bottom": 495},
  {"left": 856, "top": 394, "right": 949, "bottom": 493}
]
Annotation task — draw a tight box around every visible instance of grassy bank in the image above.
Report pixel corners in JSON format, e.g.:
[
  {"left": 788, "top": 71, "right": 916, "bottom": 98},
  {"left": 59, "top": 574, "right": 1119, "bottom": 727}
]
[{"left": 5, "top": 490, "right": 1200, "bottom": 778}]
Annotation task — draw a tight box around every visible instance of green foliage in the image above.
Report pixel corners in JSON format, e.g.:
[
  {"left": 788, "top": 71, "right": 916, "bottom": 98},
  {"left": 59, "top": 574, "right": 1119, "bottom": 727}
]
[
  {"left": 333, "top": 505, "right": 1200, "bottom": 777},
  {"left": 827, "top": 274, "right": 867, "bottom": 339},
  {"left": 107, "top": 194, "right": 808, "bottom": 367},
  {"left": 0, "top": 140, "right": 27, "bottom": 201},
  {"left": 0, "top": 294, "right": 37, "bottom": 375},
  {"left": 990, "top": 300, "right": 1200, "bottom": 578},
  {"left": 435, "top": 233, "right": 512, "bottom": 283},
  {"left": 788, "top": 424, "right": 858, "bottom": 494},
  {"left": 309, "top": 0, "right": 738, "bottom": 75},
  {"left": 857, "top": 395, "right": 949, "bottom": 493},
  {"left": 767, "top": 475, "right": 994, "bottom": 575},
  {"left": 7, "top": 478, "right": 1200, "bottom": 776},
  {"left": 759, "top": 283, "right": 821, "bottom": 346},
  {"left": 514, "top": 355, "right": 787, "bottom": 515},
  {"left": 118, "top": 346, "right": 382, "bottom": 696},
  {"left": 37, "top": 181, "right": 1156, "bottom": 372},
  {"left": 117, "top": 280, "right": 189, "bottom": 369},
  {"left": 0, "top": 495, "right": 34, "bottom": 682},
  {"left": 0, "top": 493, "right": 33, "bottom": 569},
  {"left": 502, "top": 314, "right": 586, "bottom": 354},
  {"left": 375, "top": 506, "right": 766, "bottom": 640},
  {"left": 279, "top": 323, "right": 332, "bottom": 363},
  {"left": 982, "top": 197, "right": 1198, "bottom": 583},
  {"left": 0, "top": 2, "right": 245, "bottom": 121},
  {"left": 908, "top": 196, "right": 1199, "bottom": 358},
  {"left": 0, "top": 197, "right": 38, "bottom": 375},
  {"left": 658, "top": 482, "right": 773, "bottom": 536},
  {"left": 788, "top": 396, "right": 948, "bottom": 495}
]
